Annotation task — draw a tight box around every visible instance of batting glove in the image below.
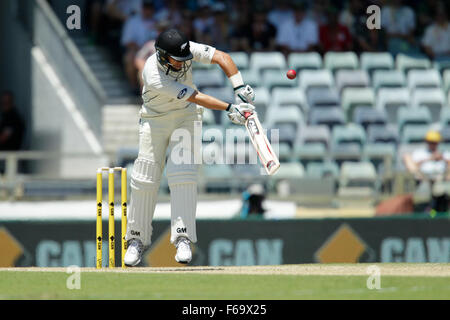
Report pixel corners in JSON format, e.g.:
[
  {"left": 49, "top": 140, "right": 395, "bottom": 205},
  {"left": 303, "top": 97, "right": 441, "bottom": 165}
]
[
  {"left": 227, "top": 103, "right": 256, "bottom": 125},
  {"left": 234, "top": 85, "right": 255, "bottom": 104}
]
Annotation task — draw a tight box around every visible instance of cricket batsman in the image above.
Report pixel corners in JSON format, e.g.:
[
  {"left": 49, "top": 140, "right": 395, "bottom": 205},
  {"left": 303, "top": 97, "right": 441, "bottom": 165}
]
[{"left": 124, "top": 28, "right": 256, "bottom": 266}]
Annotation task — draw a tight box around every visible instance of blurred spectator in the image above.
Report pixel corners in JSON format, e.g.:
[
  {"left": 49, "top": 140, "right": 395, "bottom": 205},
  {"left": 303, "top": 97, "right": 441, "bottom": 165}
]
[
  {"left": 276, "top": 2, "right": 319, "bottom": 56},
  {"left": 307, "top": 0, "right": 329, "bottom": 25},
  {"left": 105, "top": 0, "right": 143, "bottom": 22},
  {"left": 403, "top": 130, "right": 450, "bottom": 212},
  {"left": 87, "top": 0, "right": 142, "bottom": 47},
  {"left": 381, "top": 0, "right": 417, "bottom": 54},
  {"left": 178, "top": 12, "right": 197, "bottom": 43},
  {"left": 193, "top": 3, "right": 215, "bottom": 45},
  {"left": 416, "top": 0, "right": 441, "bottom": 37},
  {"left": 154, "top": 0, "right": 183, "bottom": 28},
  {"left": 121, "top": 0, "right": 158, "bottom": 92},
  {"left": 319, "top": 6, "right": 352, "bottom": 53},
  {"left": 209, "top": 2, "right": 231, "bottom": 51},
  {"left": 339, "top": 0, "right": 365, "bottom": 34},
  {"left": 238, "top": 184, "right": 266, "bottom": 219},
  {"left": 0, "top": 91, "right": 25, "bottom": 151},
  {"left": 232, "top": 9, "right": 277, "bottom": 52},
  {"left": 421, "top": 4, "right": 450, "bottom": 60},
  {"left": 134, "top": 20, "right": 170, "bottom": 90},
  {"left": 267, "top": 0, "right": 294, "bottom": 30}
]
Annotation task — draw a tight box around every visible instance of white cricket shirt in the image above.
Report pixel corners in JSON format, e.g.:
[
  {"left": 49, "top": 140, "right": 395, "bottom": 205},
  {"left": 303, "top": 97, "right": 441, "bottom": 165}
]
[{"left": 141, "top": 41, "right": 216, "bottom": 116}]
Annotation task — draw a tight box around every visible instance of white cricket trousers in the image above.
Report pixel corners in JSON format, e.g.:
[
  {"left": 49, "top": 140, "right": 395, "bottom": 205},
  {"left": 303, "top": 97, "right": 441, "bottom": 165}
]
[{"left": 125, "top": 104, "right": 203, "bottom": 247}]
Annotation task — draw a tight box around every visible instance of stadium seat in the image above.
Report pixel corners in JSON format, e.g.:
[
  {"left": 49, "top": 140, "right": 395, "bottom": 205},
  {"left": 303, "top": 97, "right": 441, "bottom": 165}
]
[
  {"left": 362, "top": 143, "right": 396, "bottom": 173},
  {"left": 439, "top": 127, "right": 450, "bottom": 143},
  {"left": 251, "top": 87, "right": 271, "bottom": 123},
  {"left": 324, "top": 52, "right": 359, "bottom": 72},
  {"left": 367, "top": 124, "right": 399, "bottom": 145},
  {"left": 440, "top": 108, "right": 450, "bottom": 128},
  {"left": 331, "top": 123, "right": 366, "bottom": 147},
  {"left": 401, "top": 124, "right": 430, "bottom": 144},
  {"left": 444, "top": 70, "right": 450, "bottom": 94},
  {"left": 309, "top": 107, "right": 345, "bottom": 130},
  {"left": 192, "top": 61, "right": 214, "bottom": 70},
  {"left": 407, "top": 69, "right": 442, "bottom": 90},
  {"left": 330, "top": 143, "right": 362, "bottom": 167},
  {"left": 201, "top": 164, "right": 234, "bottom": 192},
  {"left": 229, "top": 52, "right": 249, "bottom": 70},
  {"left": 265, "top": 106, "right": 303, "bottom": 132},
  {"left": 240, "top": 68, "right": 260, "bottom": 88},
  {"left": 267, "top": 124, "right": 297, "bottom": 149},
  {"left": 372, "top": 70, "right": 406, "bottom": 91},
  {"left": 353, "top": 107, "right": 387, "bottom": 131},
  {"left": 202, "top": 125, "right": 225, "bottom": 144},
  {"left": 262, "top": 69, "right": 298, "bottom": 91},
  {"left": 341, "top": 87, "right": 375, "bottom": 121},
  {"left": 306, "top": 87, "right": 340, "bottom": 109},
  {"left": 433, "top": 58, "right": 450, "bottom": 74},
  {"left": 293, "top": 143, "right": 327, "bottom": 167},
  {"left": 339, "top": 162, "right": 377, "bottom": 189},
  {"left": 298, "top": 70, "right": 334, "bottom": 92},
  {"left": 271, "top": 87, "right": 309, "bottom": 115},
  {"left": 201, "top": 107, "right": 216, "bottom": 125},
  {"left": 249, "top": 52, "right": 286, "bottom": 74},
  {"left": 376, "top": 88, "right": 410, "bottom": 124},
  {"left": 360, "top": 52, "right": 394, "bottom": 75},
  {"left": 269, "top": 162, "right": 305, "bottom": 182},
  {"left": 203, "top": 87, "right": 234, "bottom": 124},
  {"left": 397, "top": 106, "right": 432, "bottom": 135},
  {"left": 193, "top": 69, "right": 224, "bottom": 90},
  {"left": 411, "top": 88, "right": 447, "bottom": 123},
  {"left": 396, "top": 53, "right": 431, "bottom": 74},
  {"left": 273, "top": 142, "right": 293, "bottom": 162},
  {"left": 306, "top": 161, "right": 340, "bottom": 179},
  {"left": 335, "top": 70, "right": 370, "bottom": 94},
  {"left": 298, "top": 125, "right": 331, "bottom": 149},
  {"left": 288, "top": 52, "right": 322, "bottom": 71},
  {"left": 266, "top": 107, "right": 303, "bottom": 130}
]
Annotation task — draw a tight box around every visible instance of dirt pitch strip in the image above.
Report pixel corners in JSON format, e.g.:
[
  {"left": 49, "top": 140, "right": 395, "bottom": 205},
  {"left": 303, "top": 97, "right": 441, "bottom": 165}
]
[{"left": 1, "top": 263, "right": 449, "bottom": 277}]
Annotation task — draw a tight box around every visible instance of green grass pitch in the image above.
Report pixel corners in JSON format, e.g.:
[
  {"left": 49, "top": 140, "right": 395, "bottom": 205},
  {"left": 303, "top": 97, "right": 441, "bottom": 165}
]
[{"left": 0, "top": 264, "right": 449, "bottom": 300}]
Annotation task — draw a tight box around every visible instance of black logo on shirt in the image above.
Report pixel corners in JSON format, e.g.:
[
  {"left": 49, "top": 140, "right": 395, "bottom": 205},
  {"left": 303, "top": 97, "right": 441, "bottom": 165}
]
[{"left": 177, "top": 88, "right": 188, "bottom": 99}]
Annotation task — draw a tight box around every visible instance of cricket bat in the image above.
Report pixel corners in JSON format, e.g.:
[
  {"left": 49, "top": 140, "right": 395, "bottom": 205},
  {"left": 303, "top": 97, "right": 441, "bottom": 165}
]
[{"left": 244, "top": 112, "right": 280, "bottom": 175}]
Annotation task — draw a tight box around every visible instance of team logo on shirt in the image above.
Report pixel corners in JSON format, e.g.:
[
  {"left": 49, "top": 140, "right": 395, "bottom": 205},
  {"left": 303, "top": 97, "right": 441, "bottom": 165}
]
[
  {"left": 204, "top": 47, "right": 209, "bottom": 52},
  {"left": 177, "top": 88, "right": 188, "bottom": 99},
  {"left": 181, "top": 42, "right": 188, "bottom": 50}
]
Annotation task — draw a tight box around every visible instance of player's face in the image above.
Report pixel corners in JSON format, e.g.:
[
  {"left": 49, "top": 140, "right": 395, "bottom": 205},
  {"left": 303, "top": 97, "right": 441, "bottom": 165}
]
[{"left": 168, "top": 56, "right": 183, "bottom": 71}]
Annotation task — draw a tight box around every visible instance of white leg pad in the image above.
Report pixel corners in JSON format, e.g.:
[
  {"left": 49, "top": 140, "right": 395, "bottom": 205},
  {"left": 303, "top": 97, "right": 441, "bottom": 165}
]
[
  {"left": 167, "top": 163, "right": 198, "bottom": 244},
  {"left": 126, "top": 158, "right": 162, "bottom": 247}
]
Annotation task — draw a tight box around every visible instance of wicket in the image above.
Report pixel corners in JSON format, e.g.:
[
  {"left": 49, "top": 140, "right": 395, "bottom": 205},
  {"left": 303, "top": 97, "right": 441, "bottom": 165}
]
[{"left": 96, "top": 167, "right": 128, "bottom": 268}]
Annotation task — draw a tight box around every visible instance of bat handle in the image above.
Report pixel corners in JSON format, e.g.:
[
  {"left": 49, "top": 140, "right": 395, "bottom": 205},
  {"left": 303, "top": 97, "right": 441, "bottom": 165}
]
[{"left": 244, "top": 112, "right": 252, "bottom": 119}]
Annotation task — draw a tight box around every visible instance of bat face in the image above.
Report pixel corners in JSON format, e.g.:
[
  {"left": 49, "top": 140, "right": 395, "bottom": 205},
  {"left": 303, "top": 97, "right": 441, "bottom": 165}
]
[{"left": 245, "top": 113, "right": 280, "bottom": 175}]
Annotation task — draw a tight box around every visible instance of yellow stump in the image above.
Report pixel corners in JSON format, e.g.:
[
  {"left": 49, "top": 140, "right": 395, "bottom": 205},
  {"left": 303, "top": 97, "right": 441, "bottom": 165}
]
[
  {"left": 121, "top": 168, "right": 128, "bottom": 268},
  {"left": 108, "top": 169, "right": 115, "bottom": 268},
  {"left": 96, "top": 170, "right": 103, "bottom": 269}
]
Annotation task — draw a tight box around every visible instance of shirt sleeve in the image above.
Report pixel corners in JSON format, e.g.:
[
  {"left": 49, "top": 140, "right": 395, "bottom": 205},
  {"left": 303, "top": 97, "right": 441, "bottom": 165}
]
[{"left": 189, "top": 41, "right": 216, "bottom": 64}]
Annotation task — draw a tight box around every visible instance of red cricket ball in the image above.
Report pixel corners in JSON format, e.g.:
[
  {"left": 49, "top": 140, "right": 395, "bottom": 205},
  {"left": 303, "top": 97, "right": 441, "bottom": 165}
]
[{"left": 287, "top": 69, "right": 297, "bottom": 79}]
